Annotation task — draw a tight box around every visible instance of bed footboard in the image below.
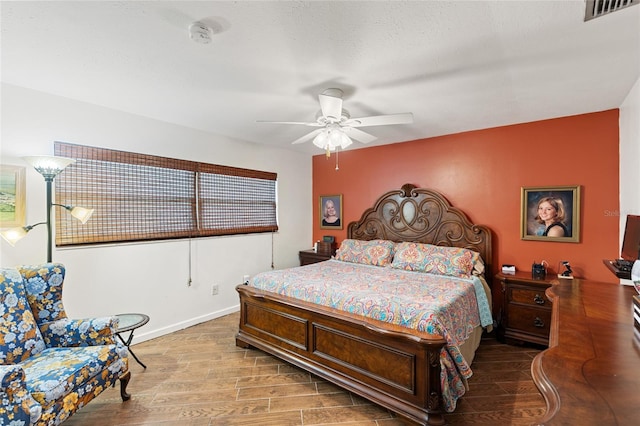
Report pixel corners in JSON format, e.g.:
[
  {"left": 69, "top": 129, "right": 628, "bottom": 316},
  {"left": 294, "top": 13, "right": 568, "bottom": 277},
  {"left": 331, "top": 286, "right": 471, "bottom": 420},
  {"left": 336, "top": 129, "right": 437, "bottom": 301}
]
[{"left": 236, "top": 284, "right": 447, "bottom": 426}]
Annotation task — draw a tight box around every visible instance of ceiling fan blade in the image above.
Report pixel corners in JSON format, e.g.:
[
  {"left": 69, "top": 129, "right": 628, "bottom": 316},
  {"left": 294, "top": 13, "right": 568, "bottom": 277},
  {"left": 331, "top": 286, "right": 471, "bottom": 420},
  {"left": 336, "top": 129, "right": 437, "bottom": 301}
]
[
  {"left": 346, "top": 112, "right": 414, "bottom": 127},
  {"left": 291, "top": 129, "right": 324, "bottom": 145},
  {"left": 257, "top": 120, "right": 321, "bottom": 127},
  {"left": 318, "top": 92, "right": 343, "bottom": 120},
  {"left": 342, "top": 127, "right": 377, "bottom": 144}
]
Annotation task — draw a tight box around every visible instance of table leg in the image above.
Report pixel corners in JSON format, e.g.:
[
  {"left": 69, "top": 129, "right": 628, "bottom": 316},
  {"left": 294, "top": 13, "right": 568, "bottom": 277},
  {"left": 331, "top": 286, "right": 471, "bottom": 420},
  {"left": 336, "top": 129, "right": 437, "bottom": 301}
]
[{"left": 116, "top": 331, "right": 147, "bottom": 369}]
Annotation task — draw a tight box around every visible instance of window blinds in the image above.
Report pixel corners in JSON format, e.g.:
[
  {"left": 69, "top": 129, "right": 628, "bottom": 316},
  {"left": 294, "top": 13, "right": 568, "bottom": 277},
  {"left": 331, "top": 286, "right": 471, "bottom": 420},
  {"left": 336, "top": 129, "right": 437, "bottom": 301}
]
[{"left": 54, "top": 142, "right": 278, "bottom": 246}]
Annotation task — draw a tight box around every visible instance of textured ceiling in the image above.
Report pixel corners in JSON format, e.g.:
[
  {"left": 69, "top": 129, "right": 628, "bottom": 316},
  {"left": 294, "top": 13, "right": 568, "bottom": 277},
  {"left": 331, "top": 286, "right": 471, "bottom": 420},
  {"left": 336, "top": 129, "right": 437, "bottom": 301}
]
[{"left": 1, "top": 1, "right": 639, "bottom": 155}]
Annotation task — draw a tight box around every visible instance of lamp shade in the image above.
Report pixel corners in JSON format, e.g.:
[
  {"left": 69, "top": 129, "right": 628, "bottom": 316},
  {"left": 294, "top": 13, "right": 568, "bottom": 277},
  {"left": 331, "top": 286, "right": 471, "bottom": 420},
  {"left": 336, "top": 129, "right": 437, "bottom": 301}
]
[
  {"left": 329, "top": 130, "right": 343, "bottom": 149},
  {"left": 69, "top": 206, "right": 95, "bottom": 224},
  {"left": 0, "top": 227, "right": 29, "bottom": 246},
  {"left": 339, "top": 132, "right": 353, "bottom": 149},
  {"left": 23, "top": 155, "right": 75, "bottom": 179},
  {"left": 312, "top": 131, "right": 329, "bottom": 149}
]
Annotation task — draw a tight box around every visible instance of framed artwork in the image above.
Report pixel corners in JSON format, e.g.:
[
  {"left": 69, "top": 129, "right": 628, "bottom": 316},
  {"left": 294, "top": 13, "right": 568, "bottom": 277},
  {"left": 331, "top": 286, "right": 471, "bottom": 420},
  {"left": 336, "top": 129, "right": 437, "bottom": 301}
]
[
  {"left": 0, "top": 165, "right": 26, "bottom": 228},
  {"left": 320, "top": 194, "right": 343, "bottom": 229},
  {"left": 521, "top": 185, "right": 580, "bottom": 243}
]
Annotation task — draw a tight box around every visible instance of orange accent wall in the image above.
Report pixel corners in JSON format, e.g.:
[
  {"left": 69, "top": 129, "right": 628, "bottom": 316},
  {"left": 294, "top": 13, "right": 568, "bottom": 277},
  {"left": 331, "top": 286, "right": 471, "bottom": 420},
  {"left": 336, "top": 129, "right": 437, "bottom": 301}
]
[{"left": 313, "top": 110, "right": 620, "bottom": 284}]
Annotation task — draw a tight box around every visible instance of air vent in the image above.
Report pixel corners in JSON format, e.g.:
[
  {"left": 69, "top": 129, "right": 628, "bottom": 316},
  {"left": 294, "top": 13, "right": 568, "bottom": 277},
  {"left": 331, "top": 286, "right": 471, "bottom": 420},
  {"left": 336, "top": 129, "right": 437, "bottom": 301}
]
[{"left": 585, "top": 0, "right": 639, "bottom": 21}]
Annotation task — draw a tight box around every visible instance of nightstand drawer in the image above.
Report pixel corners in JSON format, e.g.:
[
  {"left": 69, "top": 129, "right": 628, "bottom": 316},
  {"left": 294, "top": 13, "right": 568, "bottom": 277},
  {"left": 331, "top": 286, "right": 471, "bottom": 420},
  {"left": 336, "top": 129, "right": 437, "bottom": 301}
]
[
  {"left": 507, "top": 305, "right": 552, "bottom": 337},
  {"left": 509, "top": 287, "right": 551, "bottom": 308}
]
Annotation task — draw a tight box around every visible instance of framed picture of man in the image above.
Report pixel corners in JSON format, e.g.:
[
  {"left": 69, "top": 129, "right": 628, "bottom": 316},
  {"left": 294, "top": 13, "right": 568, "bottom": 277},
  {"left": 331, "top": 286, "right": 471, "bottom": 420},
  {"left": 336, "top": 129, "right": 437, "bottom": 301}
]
[
  {"left": 320, "top": 194, "right": 342, "bottom": 229},
  {"left": 521, "top": 185, "right": 580, "bottom": 243}
]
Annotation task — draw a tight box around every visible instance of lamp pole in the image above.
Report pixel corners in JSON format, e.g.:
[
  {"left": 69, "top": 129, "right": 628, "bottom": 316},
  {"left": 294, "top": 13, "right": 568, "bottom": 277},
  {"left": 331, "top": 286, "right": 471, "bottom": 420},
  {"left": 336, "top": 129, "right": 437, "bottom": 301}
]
[{"left": 45, "top": 175, "right": 54, "bottom": 263}]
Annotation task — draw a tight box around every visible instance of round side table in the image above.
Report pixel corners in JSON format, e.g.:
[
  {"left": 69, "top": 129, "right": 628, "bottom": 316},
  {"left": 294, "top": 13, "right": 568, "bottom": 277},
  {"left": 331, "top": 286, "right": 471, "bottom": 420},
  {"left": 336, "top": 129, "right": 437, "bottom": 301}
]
[{"left": 115, "top": 313, "right": 150, "bottom": 368}]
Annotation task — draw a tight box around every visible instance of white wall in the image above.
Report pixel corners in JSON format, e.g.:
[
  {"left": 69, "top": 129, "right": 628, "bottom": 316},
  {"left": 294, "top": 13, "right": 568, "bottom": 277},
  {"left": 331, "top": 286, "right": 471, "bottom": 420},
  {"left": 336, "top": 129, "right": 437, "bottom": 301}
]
[
  {"left": 619, "top": 75, "right": 640, "bottom": 284},
  {"left": 620, "top": 76, "right": 640, "bottom": 217},
  {"left": 0, "top": 83, "right": 313, "bottom": 343}
]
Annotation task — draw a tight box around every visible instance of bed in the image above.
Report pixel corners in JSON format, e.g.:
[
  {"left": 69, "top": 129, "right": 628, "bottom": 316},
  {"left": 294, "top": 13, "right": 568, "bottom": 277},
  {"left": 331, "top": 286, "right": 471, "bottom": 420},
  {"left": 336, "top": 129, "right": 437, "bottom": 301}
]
[{"left": 236, "top": 183, "right": 493, "bottom": 425}]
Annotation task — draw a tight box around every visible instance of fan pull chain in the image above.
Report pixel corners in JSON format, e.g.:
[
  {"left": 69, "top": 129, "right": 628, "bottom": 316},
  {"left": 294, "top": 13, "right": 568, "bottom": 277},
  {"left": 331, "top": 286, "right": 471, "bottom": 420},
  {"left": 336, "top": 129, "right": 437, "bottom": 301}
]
[{"left": 335, "top": 148, "right": 339, "bottom": 171}]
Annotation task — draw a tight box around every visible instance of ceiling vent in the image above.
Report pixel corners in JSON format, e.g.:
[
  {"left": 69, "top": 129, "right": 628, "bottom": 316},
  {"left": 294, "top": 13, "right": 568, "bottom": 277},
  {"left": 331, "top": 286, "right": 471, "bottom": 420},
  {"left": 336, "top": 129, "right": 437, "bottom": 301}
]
[{"left": 585, "top": 0, "right": 639, "bottom": 21}]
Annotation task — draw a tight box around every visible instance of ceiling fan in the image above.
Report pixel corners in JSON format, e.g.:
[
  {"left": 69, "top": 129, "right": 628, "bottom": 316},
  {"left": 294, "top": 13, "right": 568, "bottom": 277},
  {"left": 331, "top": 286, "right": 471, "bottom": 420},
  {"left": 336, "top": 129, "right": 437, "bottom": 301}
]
[{"left": 257, "top": 88, "right": 413, "bottom": 154}]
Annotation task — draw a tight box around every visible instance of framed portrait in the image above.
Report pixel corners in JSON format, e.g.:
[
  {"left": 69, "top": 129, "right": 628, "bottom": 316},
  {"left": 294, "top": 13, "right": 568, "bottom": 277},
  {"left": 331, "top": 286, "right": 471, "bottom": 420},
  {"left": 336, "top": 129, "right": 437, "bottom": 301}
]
[
  {"left": 320, "top": 194, "right": 343, "bottom": 229},
  {"left": 0, "top": 165, "right": 26, "bottom": 228},
  {"left": 521, "top": 185, "right": 580, "bottom": 243}
]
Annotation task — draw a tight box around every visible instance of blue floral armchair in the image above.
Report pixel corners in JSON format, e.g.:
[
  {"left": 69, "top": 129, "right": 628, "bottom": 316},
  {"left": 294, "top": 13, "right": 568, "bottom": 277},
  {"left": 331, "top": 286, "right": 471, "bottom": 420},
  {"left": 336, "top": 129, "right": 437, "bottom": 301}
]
[{"left": 1, "top": 263, "right": 130, "bottom": 425}]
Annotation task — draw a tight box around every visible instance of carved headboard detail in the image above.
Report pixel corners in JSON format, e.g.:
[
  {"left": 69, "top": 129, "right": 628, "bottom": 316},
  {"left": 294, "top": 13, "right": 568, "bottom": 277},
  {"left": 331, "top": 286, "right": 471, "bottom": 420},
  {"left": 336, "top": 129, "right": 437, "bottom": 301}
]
[{"left": 347, "top": 183, "right": 493, "bottom": 275}]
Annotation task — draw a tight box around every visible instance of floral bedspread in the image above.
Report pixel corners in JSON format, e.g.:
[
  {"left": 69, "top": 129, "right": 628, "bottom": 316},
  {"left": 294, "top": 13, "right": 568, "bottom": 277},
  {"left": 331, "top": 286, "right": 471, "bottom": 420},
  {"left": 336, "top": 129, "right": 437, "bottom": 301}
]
[{"left": 249, "top": 259, "right": 493, "bottom": 412}]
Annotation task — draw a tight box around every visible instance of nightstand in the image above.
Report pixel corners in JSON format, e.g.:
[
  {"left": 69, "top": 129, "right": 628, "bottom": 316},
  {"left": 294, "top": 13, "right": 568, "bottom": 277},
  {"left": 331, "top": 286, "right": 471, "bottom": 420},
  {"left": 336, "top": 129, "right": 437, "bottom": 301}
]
[
  {"left": 299, "top": 249, "right": 332, "bottom": 266},
  {"left": 496, "top": 271, "right": 555, "bottom": 346}
]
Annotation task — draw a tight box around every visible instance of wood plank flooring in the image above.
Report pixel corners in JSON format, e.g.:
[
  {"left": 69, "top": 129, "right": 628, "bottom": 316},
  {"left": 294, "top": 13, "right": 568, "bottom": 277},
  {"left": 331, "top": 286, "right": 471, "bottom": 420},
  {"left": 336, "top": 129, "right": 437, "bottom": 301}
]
[{"left": 64, "top": 312, "right": 546, "bottom": 425}]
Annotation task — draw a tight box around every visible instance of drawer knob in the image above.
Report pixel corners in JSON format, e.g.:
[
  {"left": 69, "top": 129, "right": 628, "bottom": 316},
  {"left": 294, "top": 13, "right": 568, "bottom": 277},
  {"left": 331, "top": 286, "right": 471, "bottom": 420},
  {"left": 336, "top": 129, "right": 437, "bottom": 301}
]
[
  {"left": 534, "top": 294, "right": 545, "bottom": 305},
  {"left": 533, "top": 317, "right": 545, "bottom": 328}
]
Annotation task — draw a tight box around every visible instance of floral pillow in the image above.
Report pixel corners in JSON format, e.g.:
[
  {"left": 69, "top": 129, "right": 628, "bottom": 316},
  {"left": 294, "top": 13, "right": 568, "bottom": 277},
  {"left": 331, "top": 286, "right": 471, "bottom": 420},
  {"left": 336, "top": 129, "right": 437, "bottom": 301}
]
[
  {"left": 334, "top": 239, "right": 395, "bottom": 267},
  {"left": 391, "top": 242, "right": 482, "bottom": 278}
]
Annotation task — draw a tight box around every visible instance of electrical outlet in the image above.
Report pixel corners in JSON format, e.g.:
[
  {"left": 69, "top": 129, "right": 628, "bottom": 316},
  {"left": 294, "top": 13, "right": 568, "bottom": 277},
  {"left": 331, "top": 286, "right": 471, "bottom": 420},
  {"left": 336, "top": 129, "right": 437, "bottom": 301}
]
[
  {"left": 211, "top": 284, "right": 219, "bottom": 295},
  {"left": 242, "top": 275, "right": 250, "bottom": 285}
]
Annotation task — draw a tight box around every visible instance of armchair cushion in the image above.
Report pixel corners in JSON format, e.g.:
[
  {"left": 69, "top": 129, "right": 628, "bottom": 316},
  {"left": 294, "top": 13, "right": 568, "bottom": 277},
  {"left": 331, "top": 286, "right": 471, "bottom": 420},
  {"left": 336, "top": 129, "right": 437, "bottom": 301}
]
[
  {"left": 22, "top": 344, "right": 127, "bottom": 409},
  {"left": 1, "top": 268, "right": 46, "bottom": 365}
]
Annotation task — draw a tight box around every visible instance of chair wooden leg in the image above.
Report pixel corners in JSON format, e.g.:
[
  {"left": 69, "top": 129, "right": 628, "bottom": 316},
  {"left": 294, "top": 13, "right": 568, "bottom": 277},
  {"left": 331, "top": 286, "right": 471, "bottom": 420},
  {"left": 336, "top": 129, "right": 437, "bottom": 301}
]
[{"left": 119, "top": 371, "right": 131, "bottom": 401}]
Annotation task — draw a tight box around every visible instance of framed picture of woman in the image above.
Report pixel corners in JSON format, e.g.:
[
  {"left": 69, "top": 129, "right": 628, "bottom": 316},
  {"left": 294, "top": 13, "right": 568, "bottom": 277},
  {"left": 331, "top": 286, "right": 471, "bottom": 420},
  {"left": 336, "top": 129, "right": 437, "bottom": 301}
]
[
  {"left": 0, "top": 165, "right": 26, "bottom": 228},
  {"left": 521, "top": 185, "right": 580, "bottom": 243},
  {"left": 320, "top": 194, "right": 342, "bottom": 229}
]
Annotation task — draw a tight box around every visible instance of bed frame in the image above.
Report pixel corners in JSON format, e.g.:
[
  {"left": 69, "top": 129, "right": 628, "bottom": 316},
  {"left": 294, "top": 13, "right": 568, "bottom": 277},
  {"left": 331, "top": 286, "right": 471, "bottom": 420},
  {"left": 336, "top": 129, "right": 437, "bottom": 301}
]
[{"left": 236, "top": 183, "right": 492, "bottom": 425}]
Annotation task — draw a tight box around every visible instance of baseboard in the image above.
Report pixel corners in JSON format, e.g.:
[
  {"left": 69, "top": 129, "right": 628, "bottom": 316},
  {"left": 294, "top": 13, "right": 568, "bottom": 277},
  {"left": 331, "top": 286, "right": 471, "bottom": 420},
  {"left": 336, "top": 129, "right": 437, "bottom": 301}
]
[{"left": 129, "top": 304, "right": 240, "bottom": 345}]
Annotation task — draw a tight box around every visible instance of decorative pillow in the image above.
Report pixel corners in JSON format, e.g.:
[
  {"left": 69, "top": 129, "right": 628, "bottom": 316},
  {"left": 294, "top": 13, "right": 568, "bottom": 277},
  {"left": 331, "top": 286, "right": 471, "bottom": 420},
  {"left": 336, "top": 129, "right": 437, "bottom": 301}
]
[
  {"left": 334, "top": 239, "right": 395, "bottom": 267},
  {"left": 0, "top": 268, "right": 46, "bottom": 365},
  {"left": 391, "top": 242, "right": 481, "bottom": 278}
]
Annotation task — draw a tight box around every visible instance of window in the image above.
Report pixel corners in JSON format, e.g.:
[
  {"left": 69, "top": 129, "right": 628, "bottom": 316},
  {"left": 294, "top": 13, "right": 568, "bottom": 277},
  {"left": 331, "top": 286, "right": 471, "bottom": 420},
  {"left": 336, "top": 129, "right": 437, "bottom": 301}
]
[{"left": 54, "top": 142, "right": 277, "bottom": 246}]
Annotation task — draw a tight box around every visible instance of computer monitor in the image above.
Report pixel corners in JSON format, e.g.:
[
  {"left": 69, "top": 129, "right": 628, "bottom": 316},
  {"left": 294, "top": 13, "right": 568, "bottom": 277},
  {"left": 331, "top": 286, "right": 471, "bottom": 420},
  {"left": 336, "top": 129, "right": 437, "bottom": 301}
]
[{"left": 621, "top": 214, "right": 640, "bottom": 261}]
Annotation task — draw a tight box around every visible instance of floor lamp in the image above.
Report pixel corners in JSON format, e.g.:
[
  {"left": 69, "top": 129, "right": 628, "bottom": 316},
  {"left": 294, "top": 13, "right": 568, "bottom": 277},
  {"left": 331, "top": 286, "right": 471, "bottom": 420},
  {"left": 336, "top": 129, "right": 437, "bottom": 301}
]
[{"left": 0, "top": 155, "right": 94, "bottom": 262}]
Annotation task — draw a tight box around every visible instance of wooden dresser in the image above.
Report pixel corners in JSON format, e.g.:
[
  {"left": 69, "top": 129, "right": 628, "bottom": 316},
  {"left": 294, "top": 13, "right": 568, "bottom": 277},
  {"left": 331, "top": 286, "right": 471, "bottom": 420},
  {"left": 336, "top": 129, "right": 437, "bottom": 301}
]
[{"left": 532, "top": 278, "right": 640, "bottom": 425}]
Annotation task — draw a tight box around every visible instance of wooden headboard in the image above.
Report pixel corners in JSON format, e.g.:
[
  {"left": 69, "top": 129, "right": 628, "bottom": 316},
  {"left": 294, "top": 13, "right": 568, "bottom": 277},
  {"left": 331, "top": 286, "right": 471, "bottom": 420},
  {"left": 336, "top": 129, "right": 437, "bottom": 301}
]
[{"left": 347, "top": 183, "right": 493, "bottom": 276}]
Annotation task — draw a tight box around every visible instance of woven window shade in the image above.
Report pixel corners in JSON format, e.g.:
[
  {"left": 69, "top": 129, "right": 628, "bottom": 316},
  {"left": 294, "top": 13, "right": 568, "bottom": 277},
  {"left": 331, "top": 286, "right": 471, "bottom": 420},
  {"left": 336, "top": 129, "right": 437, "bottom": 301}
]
[
  {"left": 54, "top": 142, "right": 278, "bottom": 246},
  {"left": 199, "top": 173, "right": 277, "bottom": 236}
]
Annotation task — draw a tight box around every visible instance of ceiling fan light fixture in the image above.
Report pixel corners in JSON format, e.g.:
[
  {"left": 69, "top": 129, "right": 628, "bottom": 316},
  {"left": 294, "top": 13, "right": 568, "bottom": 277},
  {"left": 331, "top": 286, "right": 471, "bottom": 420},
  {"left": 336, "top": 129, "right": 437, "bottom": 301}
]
[
  {"left": 312, "top": 127, "right": 352, "bottom": 153},
  {"left": 339, "top": 132, "right": 352, "bottom": 149},
  {"left": 328, "top": 129, "right": 343, "bottom": 149},
  {"left": 312, "top": 131, "right": 329, "bottom": 149}
]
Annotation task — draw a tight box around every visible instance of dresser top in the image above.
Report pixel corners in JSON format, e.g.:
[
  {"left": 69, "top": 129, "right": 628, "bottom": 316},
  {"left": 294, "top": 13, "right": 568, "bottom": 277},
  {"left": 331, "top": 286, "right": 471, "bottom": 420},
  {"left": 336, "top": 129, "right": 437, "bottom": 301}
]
[{"left": 532, "top": 279, "right": 639, "bottom": 425}]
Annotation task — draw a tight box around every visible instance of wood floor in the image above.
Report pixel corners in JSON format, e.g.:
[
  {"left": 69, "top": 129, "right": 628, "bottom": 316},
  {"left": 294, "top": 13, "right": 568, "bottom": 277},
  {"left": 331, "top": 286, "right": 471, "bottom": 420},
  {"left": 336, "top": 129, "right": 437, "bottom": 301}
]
[{"left": 65, "top": 312, "right": 546, "bottom": 425}]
